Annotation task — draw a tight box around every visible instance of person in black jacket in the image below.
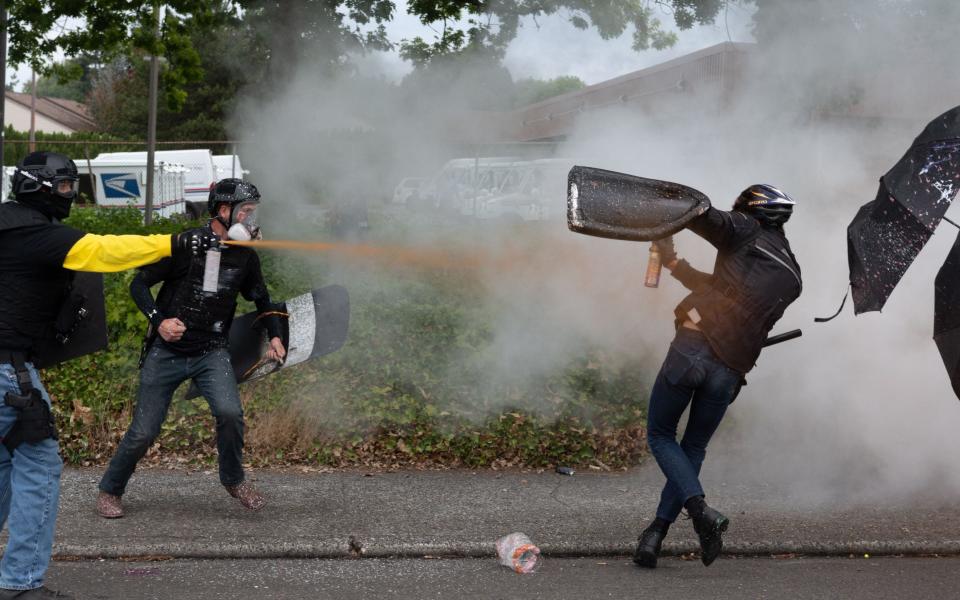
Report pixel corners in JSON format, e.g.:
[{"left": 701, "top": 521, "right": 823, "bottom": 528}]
[
  {"left": 0, "top": 151, "right": 217, "bottom": 600},
  {"left": 96, "top": 179, "right": 285, "bottom": 519},
  {"left": 633, "top": 184, "right": 802, "bottom": 569}
]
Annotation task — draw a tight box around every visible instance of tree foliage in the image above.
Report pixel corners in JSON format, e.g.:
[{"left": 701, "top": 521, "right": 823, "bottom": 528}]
[
  {"left": 87, "top": 21, "right": 263, "bottom": 141},
  {"left": 6, "top": 1, "right": 227, "bottom": 110},
  {"left": 234, "top": 0, "right": 395, "bottom": 84},
  {"left": 28, "top": 55, "right": 98, "bottom": 102},
  {"left": 399, "top": 0, "right": 726, "bottom": 67},
  {"left": 8, "top": 0, "right": 728, "bottom": 113},
  {"left": 514, "top": 75, "right": 585, "bottom": 107}
]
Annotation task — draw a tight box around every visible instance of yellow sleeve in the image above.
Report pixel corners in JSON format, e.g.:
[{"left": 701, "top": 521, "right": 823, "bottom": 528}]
[{"left": 62, "top": 233, "right": 173, "bottom": 273}]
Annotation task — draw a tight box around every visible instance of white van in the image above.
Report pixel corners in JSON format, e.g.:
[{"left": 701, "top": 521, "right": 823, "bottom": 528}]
[
  {"left": 95, "top": 149, "right": 216, "bottom": 210},
  {"left": 213, "top": 154, "right": 248, "bottom": 180},
  {"left": 75, "top": 157, "right": 188, "bottom": 219},
  {"left": 418, "top": 157, "right": 523, "bottom": 213},
  {"left": 477, "top": 158, "right": 576, "bottom": 222}
]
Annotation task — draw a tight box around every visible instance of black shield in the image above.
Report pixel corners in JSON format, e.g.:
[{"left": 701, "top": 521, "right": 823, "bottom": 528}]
[{"left": 567, "top": 165, "right": 710, "bottom": 242}]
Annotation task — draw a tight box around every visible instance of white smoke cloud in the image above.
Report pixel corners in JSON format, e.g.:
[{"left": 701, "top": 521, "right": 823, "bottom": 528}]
[{"left": 230, "top": 1, "right": 960, "bottom": 503}]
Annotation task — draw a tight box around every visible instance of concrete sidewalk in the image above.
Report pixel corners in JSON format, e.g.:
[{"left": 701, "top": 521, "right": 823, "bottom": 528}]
[{"left": 28, "top": 462, "right": 960, "bottom": 559}]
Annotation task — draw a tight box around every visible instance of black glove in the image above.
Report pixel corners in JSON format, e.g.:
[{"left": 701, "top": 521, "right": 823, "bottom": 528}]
[
  {"left": 653, "top": 236, "right": 677, "bottom": 265},
  {"left": 172, "top": 228, "right": 220, "bottom": 257}
]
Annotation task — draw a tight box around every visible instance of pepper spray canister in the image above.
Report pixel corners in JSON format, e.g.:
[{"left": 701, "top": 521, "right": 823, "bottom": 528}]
[
  {"left": 202, "top": 246, "right": 221, "bottom": 293},
  {"left": 644, "top": 243, "right": 662, "bottom": 288}
]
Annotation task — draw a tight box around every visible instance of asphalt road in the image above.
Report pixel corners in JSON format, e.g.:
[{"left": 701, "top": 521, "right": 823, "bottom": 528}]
[{"left": 45, "top": 556, "right": 960, "bottom": 600}]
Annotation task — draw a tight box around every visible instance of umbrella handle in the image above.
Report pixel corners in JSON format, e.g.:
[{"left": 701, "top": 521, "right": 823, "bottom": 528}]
[
  {"left": 814, "top": 287, "right": 850, "bottom": 323},
  {"left": 762, "top": 329, "right": 802, "bottom": 347}
]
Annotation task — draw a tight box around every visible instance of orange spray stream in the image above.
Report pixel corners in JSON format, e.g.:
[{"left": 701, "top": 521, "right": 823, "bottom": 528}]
[
  {"left": 222, "top": 234, "right": 631, "bottom": 286},
  {"left": 222, "top": 239, "right": 488, "bottom": 270}
]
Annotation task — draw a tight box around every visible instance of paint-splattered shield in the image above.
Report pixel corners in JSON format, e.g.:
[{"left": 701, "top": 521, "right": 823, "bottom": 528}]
[
  {"left": 934, "top": 231, "right": 960, "bottom": 401},
  {"left": 566, "top": 165, "right": 710, "bottom": 242},
  {"left": 185, "top": 285, "right": 350, "bottom": 399},
  {"left": 847, "top": 104, "right": 960, "bottom": 314}
]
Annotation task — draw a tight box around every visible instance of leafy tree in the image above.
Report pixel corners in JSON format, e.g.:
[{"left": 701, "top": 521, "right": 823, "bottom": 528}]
[
  {"left": 513, "top": 76, "right": 585, "bottom": 107},
  {"left": 399, "top": 0, "right": 727, "bottom": 67},
  {"left": 87, "top": 21, "right": 262, "bottom": 142},
  {"left": 28, "top": 55, "right": 100, "bottom": 102},
  {"left": 6, "top": 1, "right": 229, "bottom": 111},
  {"left": 399, "top": 50, "right": 516, "bottom": 111},
  {"left": 234, "top": 0, "right": 395, "bottom": 85}
]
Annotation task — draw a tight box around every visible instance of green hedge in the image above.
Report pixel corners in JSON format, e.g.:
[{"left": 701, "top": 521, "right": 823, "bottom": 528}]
[
  {"left": 43, "top": 206, "right": 653, "bottom": 469},
  {"left": 2, "top": 126, "right": 143, "bottom": 166}
]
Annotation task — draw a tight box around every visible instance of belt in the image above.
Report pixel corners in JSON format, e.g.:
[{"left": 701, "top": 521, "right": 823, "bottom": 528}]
[{"left": 0, "top": 350, "right": 30, "bottom": 365}]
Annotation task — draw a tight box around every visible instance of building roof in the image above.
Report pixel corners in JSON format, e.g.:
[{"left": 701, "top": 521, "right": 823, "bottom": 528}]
[{"left": 4, "top": 90, "right": 97, "bottom": 132}]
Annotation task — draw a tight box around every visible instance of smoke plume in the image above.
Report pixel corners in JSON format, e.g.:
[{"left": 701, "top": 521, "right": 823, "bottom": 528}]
[{"left": 231, "top": 1, "right": 960, "bottom": 502}]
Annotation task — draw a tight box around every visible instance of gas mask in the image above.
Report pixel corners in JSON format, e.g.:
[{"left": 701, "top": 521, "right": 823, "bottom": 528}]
[{"left": 226, "top": 201, "right": 262, "bottom": 241}]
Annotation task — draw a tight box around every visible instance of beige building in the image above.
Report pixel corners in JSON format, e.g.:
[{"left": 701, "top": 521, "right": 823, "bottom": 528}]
[{"left": 3, "top": 90, "right": 96, "bottom": 133}]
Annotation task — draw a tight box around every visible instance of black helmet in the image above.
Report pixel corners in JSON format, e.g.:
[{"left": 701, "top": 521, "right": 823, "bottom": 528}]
[
  {"left": 13, "top": 151, "right": 80, "bottom": 220},
  {"left": 207, "top": 178, "right": 260, "bottom": 219},
  {"left": 13, "top": 151, "right": 79, "bottom": 201},
  {"left": 733, "top": 184, "right": 796, "bottom": 225}
]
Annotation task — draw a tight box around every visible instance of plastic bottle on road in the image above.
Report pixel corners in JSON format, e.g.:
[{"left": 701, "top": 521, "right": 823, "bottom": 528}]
[{"left": 495, "top": 532, "right": 541, "bottom": 574}]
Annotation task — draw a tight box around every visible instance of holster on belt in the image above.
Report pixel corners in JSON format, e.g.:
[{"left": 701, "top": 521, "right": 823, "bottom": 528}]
[{"left": 2, "top": 351, "right": 57, "bottom": 452}]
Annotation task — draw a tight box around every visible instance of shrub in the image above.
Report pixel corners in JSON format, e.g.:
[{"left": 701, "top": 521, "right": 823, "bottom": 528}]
[{"left": 43, "top": 207, "right": 653, "bottom": 469}]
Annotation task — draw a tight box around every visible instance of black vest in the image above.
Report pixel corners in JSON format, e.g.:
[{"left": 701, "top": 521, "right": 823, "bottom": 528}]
[
  {"left": 675, "top": 224, "right": 802, "bottom": 374},
  {"left": 153, "top": 244, "right": 256, "bottom": 353},
  {"left": 0, "top": 202, "right": 74, "bottom": 350}
]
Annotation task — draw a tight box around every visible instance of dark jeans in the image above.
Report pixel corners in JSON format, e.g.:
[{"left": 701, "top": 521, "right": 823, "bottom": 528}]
[
  {"left": 99, "top": 344, "right": 245, "bottom": 496},
  {"left": 646, "top": 327, "right": 743, "bottom": 523}
]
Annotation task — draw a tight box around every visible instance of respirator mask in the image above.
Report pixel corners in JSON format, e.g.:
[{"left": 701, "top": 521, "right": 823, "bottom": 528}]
[{"left": 226, "top": 201, "right": 262, "bottom": 241}]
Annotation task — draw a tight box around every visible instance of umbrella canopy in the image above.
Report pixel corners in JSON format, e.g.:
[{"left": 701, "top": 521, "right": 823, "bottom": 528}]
[
  {"left": 847, "top": 105, "right": 960, "bottom": 314},
  {"left": 934, "top": 232, "right": 960, "bottom": 400}
]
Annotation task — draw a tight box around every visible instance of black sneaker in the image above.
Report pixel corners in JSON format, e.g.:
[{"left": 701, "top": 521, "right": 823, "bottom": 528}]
[
  {"left": 0, "top": 586, "right": 75, "bottom": 599},
  {"left": 692, "top": 505, "right": 729, "bottom": 566},
  {"left": 633, "top": 523, "right": 668, "bottom": 568}
]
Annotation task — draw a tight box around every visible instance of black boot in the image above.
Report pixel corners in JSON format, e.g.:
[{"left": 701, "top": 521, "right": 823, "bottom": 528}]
[
  {"left": 633, "top": 518, "right": 670, "bottom": 568},
  {"left": 685, "top": 496, "right": 729, "bottom": 567}
]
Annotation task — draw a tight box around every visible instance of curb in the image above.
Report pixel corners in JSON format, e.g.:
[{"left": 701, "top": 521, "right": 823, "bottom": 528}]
[{"left": 52, "top": 539, "right": 960, "bottom": 560}]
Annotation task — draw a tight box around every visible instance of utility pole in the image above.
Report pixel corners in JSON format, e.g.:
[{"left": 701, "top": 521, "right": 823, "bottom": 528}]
[
  {"left": 28, "top": 69, "right": 36, "bottom": 152},
  {"left": 144, "top": 0, "right": 161, "bottom": 225},
  {"left": 0, "top": 1, "right": 7, "bottom": 170}
]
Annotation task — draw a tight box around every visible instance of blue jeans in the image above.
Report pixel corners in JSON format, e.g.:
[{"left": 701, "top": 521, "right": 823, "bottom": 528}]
[
  {"left": 0, "top": 362, "right": 62, "bottom": 591},
  {"left": 99, "top": 344, "right": 246, "bottom": 496},
  {"left": 646, "top": 328, "right": 743, "bottom": 523}
]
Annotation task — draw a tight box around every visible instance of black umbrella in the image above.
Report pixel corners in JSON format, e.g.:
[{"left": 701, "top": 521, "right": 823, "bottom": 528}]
[
  {"left": 845, "top": 105, "right": 960, "bottom": 315},
  {"left": 935, "top": 232, "right": 960, "bottom": 400}
]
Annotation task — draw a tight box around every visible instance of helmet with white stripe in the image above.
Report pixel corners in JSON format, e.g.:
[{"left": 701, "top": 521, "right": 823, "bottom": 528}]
[{"left": 733, "top": 184, "right": 795, "bottom": 225}]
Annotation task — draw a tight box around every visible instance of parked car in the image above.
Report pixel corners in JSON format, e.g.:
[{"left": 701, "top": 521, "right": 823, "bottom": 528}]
[{"left": 392, "top": 177, "right": 426, "bottom": 205}]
